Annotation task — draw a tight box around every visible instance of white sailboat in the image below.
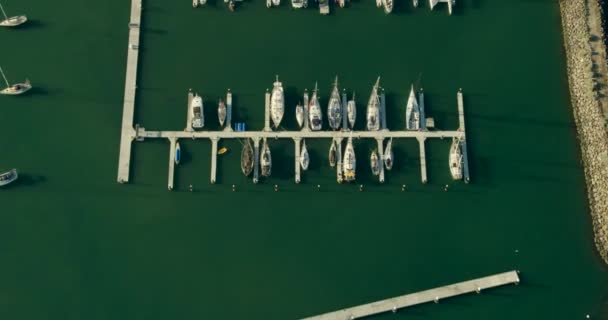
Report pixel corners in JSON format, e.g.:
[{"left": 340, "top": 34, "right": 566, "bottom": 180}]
[
  {"left": 300, "top": 140, "right": 309, "bottom": 170},
  {"left": 366, "top": 77, "right": 381, "bottom": 131},
  {"left": 218, "top": 98, "right": 227, "bottom": 127},
  {"left": 370, "top": 150, "right": 380, "bottom": 176},
  {"left": 338, "top": 0, "right": 345, "bottom": 8},
  {"left": 449, "top": 137, "right": 463, "bottom": 180},
  {"left": 382, "top": 0, "right": 393, "bottom": 13},
  {"left": 405, "top": 85, "right": 420, "bottom": 130},
  {"left": 0, "top": 2, "right": 26, "bottom": 27},
  {"left": 347, "top": 92, "right": 356, "bottom": 129},
  {"left": 267, "top": 0, "right": 272, "bottom": 7},
  {"left": 292, "top": 0, "right": 305, "bottom": 8},
  {"left": 375, "top": 0, "right": 382, "bottom": 8},
  {"left": 327, "top": 76, "right": 342, "bottom": 130},
  {"left": 329, "top": 141, "right": 337, "bottom": 168},
  {"left": 270, "top": 75, "right": 285, "bottom": 128},
  {"left": 261, "top": 138, "right": 272, "bottom": 177},
  {"left": 0, "top": 66, "right": 31, "bottom": 95},
  {"left": 191, "top": 93, "right": 204, "bottom": 129},
  {"left": 413, "top": 0, "right": 419, "bottom": 7},
  {"left": 384, "top": 138, "right": 393, "bottom": 170},
  {"left": 272, "top": 0, "right": 281, "bottom": 6},
  {"left": 0, "top": 168, "right": 17, "bottom": 187},
  {"left": 309, "top": 82, "right": 322, "bottom": 131},
  {"left": 343, "top": 136, "right": 356, "bottom": 182},
  {"left": 295, "top": 103, "right": 304, "bottom": 128}
]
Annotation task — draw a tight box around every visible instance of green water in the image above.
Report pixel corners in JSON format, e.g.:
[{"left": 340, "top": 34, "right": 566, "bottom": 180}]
[{"left": 0, "top": 0, "right": 607, "bottom": 319}]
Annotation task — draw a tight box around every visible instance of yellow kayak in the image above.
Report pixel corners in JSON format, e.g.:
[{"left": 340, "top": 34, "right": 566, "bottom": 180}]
[{"left": 218, "top": 147, "right": 228, "bottom": 155}]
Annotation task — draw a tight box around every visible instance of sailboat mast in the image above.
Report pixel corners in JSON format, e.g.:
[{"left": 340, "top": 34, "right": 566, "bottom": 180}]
[
  {"left": 0, "top": 66, "right": 10, "bottom": 88},
  {"left": 0, "top": 2, "right": 8, "bottom": 21}
]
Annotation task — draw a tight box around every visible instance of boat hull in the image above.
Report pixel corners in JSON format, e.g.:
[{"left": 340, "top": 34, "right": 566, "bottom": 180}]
[
  {"left": 300, "top": 141, "right": 309, "bottom": 170},
  {"left": 241, "top": 142, "right": 254, "bottom": 176},
  {"left": 295, "top": 104, "right": 304, "bottom": 128},
  {"left": 309, "top": 95, "right": 322, "bottom": 131},
  {"left": 270, "top": 81, "right": 285, "bottom": 128},
  {"left": 0, "top": 169, "right": 18, "bottom": 187},
  {"left": 0, "top": 82, "right": 31, "bottom": 95},
  {"left": 449, "top": 138, "right": 463, "bottom": 180},
  {"left": 329, "top": 141, "right": 337, "bottom": 167},
  {"left": 0, "top": 15, "right": 27, "bottom": 27},
  {"left": 218, "top": 100, "right": 227, "bottom": 127},
  {"left": 175, "top": 143, "right": 181, "bottom": 165},
  {"left": 343, "top": 138, "right": 356, "bottom": 182},
  {"left": 347, "top": 100, "right": 356, "bottom": 129}
]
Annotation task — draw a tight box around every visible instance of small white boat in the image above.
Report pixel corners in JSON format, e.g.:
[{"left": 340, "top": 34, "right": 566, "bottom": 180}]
[
  {"left": 200, "top": 0, "right": 207, "bottom": 5},
  {"left": 300, "top": 140, "right": 310, "bottom": 170},
  {"left": 319, "top": 0, "right": 330, "bottom": 14},
  {"left": 343, "top": 136, "right": 356, "bottom": 182},
  {"left": 270, "top": 75, "right": 285, "bottom": 128},
  {"left": 384, "top": 138, "right": 393, "bottom": 170},
  {"left": 329, "top": 141, "right": 337, "bottom": 168},
  {"left": 405, "top": 85, "right": 420, "bottom": 130},
  {"left": 261, "top": 138, "right": 272, "bottom": 177},
  {"left": 309, "top": 82, "right": 322, "bottom": 131},
  {"left": 347, "top": 92, "right": 356, "bottom": 129},
  {"left": 218, "top": 98, "right": 227, "bottom": 127},
  {"left": 295, "top": 103, "right": 304, "bottom": 128},
  {"left": 0, "top": 2, "right": 26, "bottom": 27},
  {"left": 272, "top": 0, "right": 280, "bottom": 6},
  {"left": 366, "top": 77, "right": 381, "bottom": 131},
  {"left": 327, "top": 76, "right": 342, "bottom": 130},
  {"left": 193, "top": 0, "right": 199, "bottom": 7},
  {"left": 413, "top": 0, "right": 419, "bottom": 7},
  {"left": 338, "top": 0, "right": 345, "bottom": 7},
  {"left": 382, "top": 0, "right": 393, "bottom": 13},
  {"left": 0, "top": 168, "right": 17, "bottom": 187},
  {"left": 370, "top": 150, "right": 380, "bottom": 176},
  {"left": 175, "top": 143, "right": 182, "bottom": 165},
  {"left": 191, "top": 93, "right": 204, "bottom": 129},
  {"left": 267, "top": 0, "right": 272, "bottom": 8},
  {"left": 449, "top": 137, "right": 463, "bottom": 180},
  {"left": 0, "top": 66, "right": 31, "bottom": 95},
  {"left": 292, "top": 0, "right": 305, "bottom": 8},
  {"left": 376, "top": 0, "right": 382, "bottom": 8}
]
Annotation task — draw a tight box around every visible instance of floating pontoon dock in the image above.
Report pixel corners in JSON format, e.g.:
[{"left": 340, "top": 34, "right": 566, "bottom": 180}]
[{"left": 300, "top": 270, "right": 520, "bottom": 320}]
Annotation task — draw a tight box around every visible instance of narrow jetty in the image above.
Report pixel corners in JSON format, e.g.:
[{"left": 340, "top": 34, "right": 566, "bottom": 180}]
[
  {"left": 376, "top": 138, "right": 385, "bottom": 183},
  {"left": 185, "top": 91, "right": 194, "bottom": 132},
  {"left": 210, "top": 137, "right": 219, "bottom": 183},
  {"left": 116, "top": 0, "right": 142, "bottom": 183},
  {"left": 264, "top": 91, "right": 271, "bottom": 131},
  {"left": 168, "top": 137, "right": 177, "bottom": 190},
  {"left": 380, "top": 92, "right": 387, "bottom": 130},
  {"left": 341, "top": 91, "right": 348, "bottom": 130},
  {"left": 253, "top": 138, "right": 260, "bottom": 183},
  {"left": 457, "top": 89, "right": 470, "bottom": 183},
  {"left": 300, "top": 270, "right": 520, "bottom": 320},
  {"left": 418, "top": 137, "right": 427, "bottom": 183},
  {"left": 418, "top": 89, "right": 426, "bottom": 130},
  {"left": 294, "top": 137, "right": 302, "bottom": 183},
  {"left": 225, "top": 90, "right": 233, "bottom": 131}
]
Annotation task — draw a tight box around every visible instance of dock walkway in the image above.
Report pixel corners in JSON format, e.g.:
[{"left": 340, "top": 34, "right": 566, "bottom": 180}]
[{"left": 301, "top": 271, "right": 519, "bottom": 320}]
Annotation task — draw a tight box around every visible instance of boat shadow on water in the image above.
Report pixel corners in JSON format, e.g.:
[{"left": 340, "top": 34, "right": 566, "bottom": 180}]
[
  {"left": 5, "top": 173, "right": 46, "bottom": 188},
  {"left": 8, "top": 19, "right": 44, "bottom": 30}
]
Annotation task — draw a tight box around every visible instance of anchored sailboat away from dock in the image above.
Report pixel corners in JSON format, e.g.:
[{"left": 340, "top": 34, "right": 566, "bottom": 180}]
[
  {"left": 0, "top": 2, "right": 27, "bottom": 27},
  {"left": 0, "top": 169, "right": 18, "bottom": 187},
  {"left": 0, "top": 66, "right": 31, "bottom": 95}
]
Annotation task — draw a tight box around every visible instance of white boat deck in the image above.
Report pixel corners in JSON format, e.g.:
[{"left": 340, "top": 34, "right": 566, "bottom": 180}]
[{"left": 300, "top": 270, "right": 520, "bottom": 320}]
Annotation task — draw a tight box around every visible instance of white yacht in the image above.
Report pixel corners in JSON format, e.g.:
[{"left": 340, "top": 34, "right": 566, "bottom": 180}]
[
  {"left": 449, "top": 137, "right": 463, "bottom": 180},
  {"left": 272, "top": 0, "right": 281, "bottom": 6},
  {"left": 382, "top": 0, "right": 393, "bottom": 13},
  {"left": 0, "top": 169, "right": 17, "bottom": 187},
  {"left": 191, "top": 94, "right": 204, "bottom": 129},
  {"left": 193, "top": 0, "right": 199, "bottom": 7},
  {"left": 347, "top": 92, "right": 356, "bottom": 129},
  {"left": 329, "top": 140, "right": 337, "bottom": 167},
  {"left": 292, "top": 0, "right": 305, "bottom": 8},
  {"left": 295, "top": 103, "right": 304, "bottom": 128},
  {"left": 384, "top": 138, "right": 393, "bottom": 170},
  {"left": 376, "top": 0, "right": 382, "bottom": 7},
  {"left": 309, "top": 82, "right": 322, "bottom": 131},
  {"left": 405, "top": 85, "right": 420, "bottom": 130},
  {"left": 343, "top": 137, "right": 356, "bottom": 182},
  {"left": 366, "top": 77, "right": 381, "bottom": 131},
  {"left": 370, "top": 150, "right": 380, "bottom": 176},
  {"left": 0, "top": 2, "right": 26, "bottom": 27},
  {"left": 327, "top": 76, "right": 342, "bottom": 130},
  {"left": 261, "top": 138, "right": 272, "bottom": 177},
  {"left": 300, "top": 140, "right": 309, "bottom": 170},
  {"left": 337, "top": 0, "right": 345, "bottom": 8},
  {"left": 270, "top": 75, "right": 285, "bottom": 128},
  {"left": 218, "top": 98, "right": 227, "bottom": 127},
  {"left": 0, "top": 66, "right": 31, "bottom": 95}
]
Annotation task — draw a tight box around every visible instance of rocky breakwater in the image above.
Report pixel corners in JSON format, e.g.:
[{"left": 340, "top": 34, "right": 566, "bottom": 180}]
[{"left": 560, "top": 0, "right": 608, "bottom": 264}]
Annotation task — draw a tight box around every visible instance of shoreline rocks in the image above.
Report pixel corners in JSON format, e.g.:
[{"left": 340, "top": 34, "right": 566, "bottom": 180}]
[{"left": 559, "top": 0, "right": 608, "bottom": 264}]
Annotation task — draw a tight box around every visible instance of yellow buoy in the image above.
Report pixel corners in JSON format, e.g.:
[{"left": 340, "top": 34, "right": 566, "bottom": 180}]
[{"left": 218, "top": 147, "right": 228, "bottom": 155}]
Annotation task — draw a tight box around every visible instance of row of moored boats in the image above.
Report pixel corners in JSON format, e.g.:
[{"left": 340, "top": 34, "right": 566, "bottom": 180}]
[{"left": 188, "top": 89, "right": 232, "bottom": 130}]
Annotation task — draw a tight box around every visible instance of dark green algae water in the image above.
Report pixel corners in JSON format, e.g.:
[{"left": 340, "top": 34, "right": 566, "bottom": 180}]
[{"left": 0, "top": 0, "right": 608, "bottom": 319}]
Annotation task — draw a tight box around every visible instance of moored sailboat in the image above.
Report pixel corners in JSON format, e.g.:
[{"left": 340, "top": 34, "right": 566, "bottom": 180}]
[
  {"left": 260, "top": 138, "right": 272, "bottom": 177},
  {"left": 366, "top": 77, "right": 381, "bottom": 131},
  {"left": 218, "top": 98, "right": 227, "bottom": 127},
  {"left": 175, "top": 143, "right": 182, "bottom": 165},
  {"left": 405, "top": 85, "right": 420, "bottom": 130},
  {"left": 241, "top": 140, "right": 254, "bottom": 176},
  {"left": 327, "top": 76, "right": 342, "bottom": 130},
  {"left": 300, "top": 140, "right": 309, "bottom": 170},
  {"left": 309, "top": 82, "right": 322, "bottom": 131},
  {"left": 347, "top": 92, "right": 356, "bottom": 129},
  {"left": 449, "top": 137, "right": 464, "bottom": 180},
  {"left": 382, "top": 0, "right": 393, "bottom": 13},
  {"left": 191, "top": 93, "right": 204, "bottom": 129},
  {"left": 329, "top": 140, "right": 337, "bottom": 168},
  {"left": 370, "top": 150, "right": 380, "bottom": 176},
  {"left": 384, "top": 138, "right": 393, "bottom": 170},
  {"left": 270, "top": 75, "right": 285, "bottom": 128},
  {"left": 343, "top": 136, "right": 356, "bottom": 182},
  {"left": 295, "top": 103, "right": 304, "bottom": 128}
]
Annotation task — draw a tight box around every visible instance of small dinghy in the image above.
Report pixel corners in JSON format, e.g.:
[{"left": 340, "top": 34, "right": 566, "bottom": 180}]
[
  {"left": 300, "top": 140, "right": 310, "bottom": 170},
  {"left": 218, "top": 98, "right": 227, "bottom": 127},
  {"left": 370, "top": 149, "right": 380, "bottom": 176},
  {"left": 175, "top": 143, "right": 182, "bottom": 165},
  {"left": 0, "top": 169, "right": 18, "bottom": 187},
  {"left": 384, "top": 138, "right": 393, "bottom": 170},
  {"left": 347, "top": 93, "right": 356, "bottom": 129},
  {"left": 295, "top": 103, "right": 304, "bottom": 128},
  {"left": 329, "top": 141, "right": 337, "bottom": 168}
]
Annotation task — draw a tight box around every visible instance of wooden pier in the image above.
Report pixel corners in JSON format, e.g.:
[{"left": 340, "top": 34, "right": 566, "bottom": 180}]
[{"left": 300, "top": 270, "right": 520, "bottom": 320}]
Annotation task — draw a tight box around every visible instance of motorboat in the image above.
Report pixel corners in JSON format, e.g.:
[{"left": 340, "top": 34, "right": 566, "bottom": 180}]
[
  {"left": 175, "top": 143, "right": 181, "bottom": 165},
  {"left": 260, "top": 138, "right": 272, "bottom": 177},
  {"left": 449, "top": 137, "right": 464, "bottom": 180},
  {"left": 370, "top": 150, "right": 380, "bottom": 176},
  {"left": 327, "top": 76, "right": 342, "bottom": 130},
  {"left": 218, "top": 98, "right": 227, "bottom": 127},
  {"left": 270, "top": 75, "right": 285, "bottom": 128},
  {"left": 329, "top": 140, "right": 337, "bottom": 167},
  {"left": 382, "top": 0, "right": 393, "bottom": 13},
  {"left": 295, "top": 103, "right": 304, "bottom": 128},
  {"left": 384, "top": 138, "right": 393, "bottom": 170},
  {"left": 405, "top": 85, "right": 420, "bottom": 130},
  {"left": 191, "top": 93, "right": 204, "bottom": 129},
  {"left": 300, "top": 140, "right": 309, "bottom": 170},
  {"left": 241, "top": 140, "right": 254, "bottom": 176},
  {"left": 0, "top": 2, "right": 26, "bottom": 27},
  {"left": 309, "top": 82, "right": 322, "bottom": 131},
  {"left": 366, "top": 77, "right": 381, "bottom": 131},
  {"left": 347, "top": 93, "right": 356, "bottom": 129},
  {"left": 0, "top": 169, "right": 17, "bottom": 187},
  {"left": 342, "top": 137, "right": 356, "bottom": 182}
]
